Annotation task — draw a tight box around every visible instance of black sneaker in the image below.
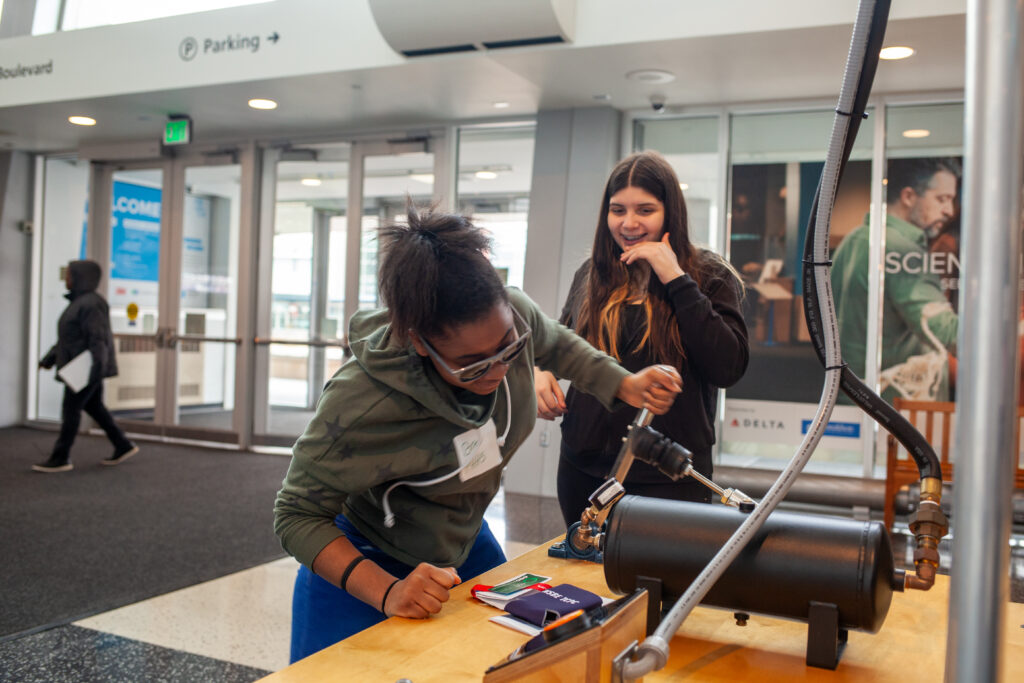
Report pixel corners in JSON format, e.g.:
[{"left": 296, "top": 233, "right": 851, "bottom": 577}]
[
  {"left": 102, "top": 443, "right": 139, "bottom": 466},
  {"left": 32, "top": 457, "right": 73, "bottom": 473}
]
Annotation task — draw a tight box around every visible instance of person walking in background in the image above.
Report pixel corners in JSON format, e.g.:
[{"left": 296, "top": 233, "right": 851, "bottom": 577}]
[
  {"left": 34, "top": 260, "right": 138, "bottom": 472},
  {"left": 534, "top": 151, "right": 749, "bottom": 527},
  {"left": 275, "top": 207, "right": 681, "bottom": 661}
]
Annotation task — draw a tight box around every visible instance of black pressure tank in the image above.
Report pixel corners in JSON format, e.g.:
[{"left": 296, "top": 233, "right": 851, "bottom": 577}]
[{"left": 603, "top": 496, "right": 900, "bottom": 632}]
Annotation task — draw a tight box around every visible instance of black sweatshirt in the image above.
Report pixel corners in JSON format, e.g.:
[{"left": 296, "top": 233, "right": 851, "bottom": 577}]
[{"left": 558, "top": 258, "right": 749, "bottom": 483}]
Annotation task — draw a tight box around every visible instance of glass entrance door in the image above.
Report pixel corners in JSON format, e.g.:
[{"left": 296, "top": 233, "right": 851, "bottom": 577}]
[
  {"left": 95, "top": 154, "right": 243, "bottom": 443},
  {"left": 354, "top": 147, "right": 436, "bottom": 312},
  {"left": 102, "top": 164, "right": 167, "bottom": 428},
  {"left": 257, "top": 144, "right": 351, "bottom": 441},
  {"left": 253, "top": 137, "right": 438, "bottom": 446},
  {"left": 169, "top": 162, "right": 243, "bottom": 437}
]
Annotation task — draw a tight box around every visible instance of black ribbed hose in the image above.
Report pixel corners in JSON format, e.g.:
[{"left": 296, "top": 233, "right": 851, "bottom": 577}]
[{"left": 799, "top": 0, "right": 942, "bottom": 482}]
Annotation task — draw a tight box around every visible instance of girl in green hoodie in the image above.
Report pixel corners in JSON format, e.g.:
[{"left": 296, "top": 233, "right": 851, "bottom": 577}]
[{"left": 275, "top": 207, "right": 681, "bottom": 661}]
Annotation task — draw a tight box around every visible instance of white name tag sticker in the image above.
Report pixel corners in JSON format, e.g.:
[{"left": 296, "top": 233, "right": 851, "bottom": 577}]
[{"left": 453, "top": 419, "right": 503, "bottom": 481}]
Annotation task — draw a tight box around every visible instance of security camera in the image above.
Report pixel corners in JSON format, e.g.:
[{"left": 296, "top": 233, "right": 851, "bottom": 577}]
[{"left": 650, "top": 95, "right": 666, "bottom": 113}]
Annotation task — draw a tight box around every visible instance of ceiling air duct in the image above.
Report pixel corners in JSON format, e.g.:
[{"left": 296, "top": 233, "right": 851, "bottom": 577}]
[{"left": 368, "top": 0, "right": 576, "bottom": 57}]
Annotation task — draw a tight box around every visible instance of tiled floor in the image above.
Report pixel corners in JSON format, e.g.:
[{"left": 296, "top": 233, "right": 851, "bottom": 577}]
[
  {"left": 0, "top": 626, "right": 271, "bottom": 683},
  {"left": 73, "top": 557, "right": 298, "bottom": 673},
  {"left": 0, "top": 492, "right": 553, "bottom": 683}
]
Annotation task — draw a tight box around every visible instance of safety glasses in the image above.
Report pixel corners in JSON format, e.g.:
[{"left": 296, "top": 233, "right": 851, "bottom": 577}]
[{"left": 418, "top": 306, "right": 532, "bottom": 382}]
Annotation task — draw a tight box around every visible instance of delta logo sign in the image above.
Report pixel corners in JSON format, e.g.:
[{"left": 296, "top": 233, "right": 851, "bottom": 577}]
[{"left": 730, "top": 418, "right": 785, "bottom": 430}]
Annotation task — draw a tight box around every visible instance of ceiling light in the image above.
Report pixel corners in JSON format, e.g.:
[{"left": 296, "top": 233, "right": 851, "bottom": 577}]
[
  {"left": 625, "top": 69, "right": 675, "bottom": 84},
  {"left": 679, "top": 183, "right": 689, "bottom": 191},
  {"left": 300, "top": 178, "right": 322, "bottom": 187},
  {"left": 68, "top": 115, "right": 96, "bottom": 126},
  {"left": 493, "top": 101, "right": 510, "bottom": 109},
  {"left": 902, "top": 129, "right": 931, "bottom": 139},
  {"left": 248, "top": 98, "right": 278, "bottom": 110},
  {"left": 408, "top": 173, "right": 434, "bottom": 184},
  {"left": 475, "top": 170, "right": 498, "bottom": 180},
  {"left": 593, "top": 94, "right": 612, "bottom": 102},
  {"left": 880, "top": 46, "right": 915, "bottom": 60}
]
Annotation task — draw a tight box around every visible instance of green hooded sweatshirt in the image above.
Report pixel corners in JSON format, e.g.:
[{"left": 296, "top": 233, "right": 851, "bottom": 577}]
[
  {"left": 831, "top": 213, "right": 958, "bottom": 401},
  {"left": 274, "top": 287, "right": 629, "bottom": 569}
]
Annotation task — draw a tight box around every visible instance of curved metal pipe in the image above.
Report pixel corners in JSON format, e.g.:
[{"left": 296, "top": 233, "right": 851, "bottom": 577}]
[
  {"left": 716, "top": 466, "right": 886, "bottom": 509},
  {"left": 621, "top": 2, "right": 882, "bottom": 677}
]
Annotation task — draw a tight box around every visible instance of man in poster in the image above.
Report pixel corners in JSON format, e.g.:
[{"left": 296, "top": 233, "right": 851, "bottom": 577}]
[{"left": 831, "top": 157, "right": 961, "bottom": 402}]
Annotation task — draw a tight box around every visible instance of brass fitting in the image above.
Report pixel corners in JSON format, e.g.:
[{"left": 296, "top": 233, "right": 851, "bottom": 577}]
[
  {"left": 905, "top": 492, "right": 949, "bottom": 591},
  {"left": 570, "top": 507, "right": 601, "bottom": 552},
  {"left": 905, "top": 543, "right": 939, "bottom": 590},
  {"left": 919, "top": 476, "right": 943, "bottom": 503},
  {"left": 908, "top": 499, "right": 949, "bottom": 540}
]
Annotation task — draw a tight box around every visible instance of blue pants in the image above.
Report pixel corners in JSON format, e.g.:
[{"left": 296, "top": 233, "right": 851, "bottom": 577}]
[{"left": 290, "top": 515, "right": 507, "bottom": 663}]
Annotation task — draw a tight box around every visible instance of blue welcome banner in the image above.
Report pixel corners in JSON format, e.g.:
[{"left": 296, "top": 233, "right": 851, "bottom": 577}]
[{"left": 110, "top": 181, "right": 162, "bottom": 281}]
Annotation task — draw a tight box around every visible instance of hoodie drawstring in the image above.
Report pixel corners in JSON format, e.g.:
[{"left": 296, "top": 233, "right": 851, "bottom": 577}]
[{"left": 383, "top": 377, "right": 511, "bottom": 528}]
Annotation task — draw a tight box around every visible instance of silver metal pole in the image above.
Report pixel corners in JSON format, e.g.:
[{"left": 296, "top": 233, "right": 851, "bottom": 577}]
[
  {"left": 947, "top": 1, "right": 1024, "bottom": 680},
  {"left": 864, "top": 98, "right": 887, "bottom": 478}
]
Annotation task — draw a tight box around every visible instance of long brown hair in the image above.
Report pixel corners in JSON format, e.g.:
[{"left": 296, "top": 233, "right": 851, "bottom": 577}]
[{"left": 576, "top": 151, "right": 714, "bottom": 365}]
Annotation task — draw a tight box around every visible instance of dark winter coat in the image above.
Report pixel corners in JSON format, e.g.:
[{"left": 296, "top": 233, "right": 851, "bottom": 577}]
[{"left": 40, "top": 260, "right": 119, "bottom": 383}]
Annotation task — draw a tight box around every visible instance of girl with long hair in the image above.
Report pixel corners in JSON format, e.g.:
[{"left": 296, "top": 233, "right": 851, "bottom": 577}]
[{"left": 535, "top": 151, "right": 749, "bottom": 525}]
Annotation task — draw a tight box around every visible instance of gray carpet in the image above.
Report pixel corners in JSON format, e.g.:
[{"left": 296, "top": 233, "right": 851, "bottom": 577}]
[{"left": 0, "top": 426, "right": 290, "bottom": 640}]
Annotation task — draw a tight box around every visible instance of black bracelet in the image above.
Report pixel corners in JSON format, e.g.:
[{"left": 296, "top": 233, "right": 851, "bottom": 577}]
[
  {"left": 380, "top": 578, "right": 400, "bottom": 614},
  {"left": 339, "top": 556, "right": 367, "bottom": 592}
]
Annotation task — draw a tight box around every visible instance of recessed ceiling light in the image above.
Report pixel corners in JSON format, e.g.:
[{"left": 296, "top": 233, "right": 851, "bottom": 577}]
[
  {"left": 475, "top": 170, "right": 498, "bottom": 180},
  {"left": 880, "top": 46, "right": 915, "bottom": 60},
  {"left": 493, "top": 101, "right": 510, "bottom": 109},
  {"left": 902, "top": 129, "right": 931, "bottom": 138},
  {"left": 409, "top": 173, "right": 434, "bottom": 184},
  {"left": 679, "top": 182, "right": 689, "bottom": 191},
  {"left": 301, "top": 178, "right": 322, "bottom": 187},
  {"left": 625, "top": 69, "right": 675, "bottom": 84},
  {"left": 68, "top": 115, "right": 96, "bottom": 126},
  {"left": 248, "top": 98, "right": 278, "bottom": 110},
  {"left": 593, "top": 94, "right": 612, "bottom": 102}
]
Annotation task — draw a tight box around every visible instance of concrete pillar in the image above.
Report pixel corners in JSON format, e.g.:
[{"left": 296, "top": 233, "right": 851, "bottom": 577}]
[
  {"left": 0, "top": 151, "right": 35, "bottom": 426},
  {"left": 507, "top": 106, "right": 621, "bottom": 497}
]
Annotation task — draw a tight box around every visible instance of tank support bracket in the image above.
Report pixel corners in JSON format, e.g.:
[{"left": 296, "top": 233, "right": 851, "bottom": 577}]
[
  {"left": 806, "top": 601, "right": 848, "bottom": 669},
  {"left": 635, "top": 575, "right": 663, "bottom": 635}
]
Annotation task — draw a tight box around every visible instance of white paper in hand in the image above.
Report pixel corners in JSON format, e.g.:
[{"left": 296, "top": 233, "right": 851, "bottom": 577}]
[{"left": 58, "top": 350, "right": 94, "bottom": 393}]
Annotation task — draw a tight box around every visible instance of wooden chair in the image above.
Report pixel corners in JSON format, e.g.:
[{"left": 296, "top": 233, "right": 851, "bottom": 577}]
[{"left": 884, "top": 397, "right": 1024, "bottom": 530}]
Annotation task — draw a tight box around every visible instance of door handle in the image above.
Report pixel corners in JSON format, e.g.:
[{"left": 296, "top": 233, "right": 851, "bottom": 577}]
[{"left": 155, "top": 327, "right": 177, "bottom": 349}]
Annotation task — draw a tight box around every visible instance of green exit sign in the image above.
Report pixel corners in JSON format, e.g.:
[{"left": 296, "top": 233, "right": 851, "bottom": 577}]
[{"left": 164, "top": 118, "right": 191, "bottom": 146}]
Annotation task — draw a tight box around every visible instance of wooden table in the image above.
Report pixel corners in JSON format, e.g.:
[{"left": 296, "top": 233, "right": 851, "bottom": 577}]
[{"left": 260, "top": 537, "right": 1024, "bottom": 682}]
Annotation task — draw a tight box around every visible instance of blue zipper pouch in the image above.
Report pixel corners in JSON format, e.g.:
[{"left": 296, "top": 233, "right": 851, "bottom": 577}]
[{"left": 504, "top": 583, "right": 603, "bottom": 627}]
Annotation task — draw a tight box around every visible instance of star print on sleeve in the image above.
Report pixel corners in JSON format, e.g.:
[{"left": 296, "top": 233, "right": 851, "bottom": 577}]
[
  {"left": 323, "top": 416, "right": 345, "bottom": 440},
  {"left": 375, "top": 461, "right": 401, "bottom": 482},
  {"left": 304, "top": 486, "right": 342, "bottom": 507}
]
